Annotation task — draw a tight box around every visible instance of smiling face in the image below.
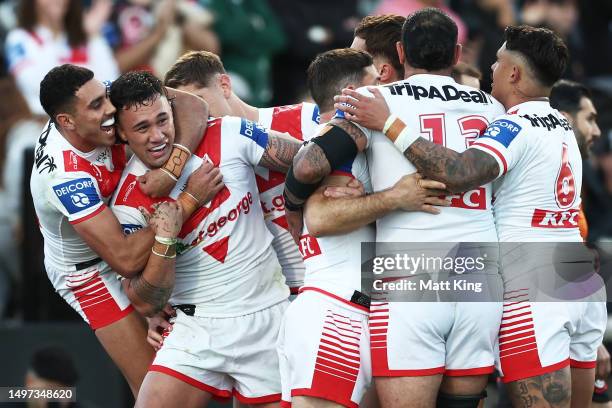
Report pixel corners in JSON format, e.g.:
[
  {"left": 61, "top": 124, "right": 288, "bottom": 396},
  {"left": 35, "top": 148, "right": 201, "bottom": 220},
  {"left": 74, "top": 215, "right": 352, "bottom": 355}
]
[
  {"left": 68, "top": 79, "right": 117, "bottom": 150},
  {"left": 116, "top": 94, "right": 175, "bottom": 169}
]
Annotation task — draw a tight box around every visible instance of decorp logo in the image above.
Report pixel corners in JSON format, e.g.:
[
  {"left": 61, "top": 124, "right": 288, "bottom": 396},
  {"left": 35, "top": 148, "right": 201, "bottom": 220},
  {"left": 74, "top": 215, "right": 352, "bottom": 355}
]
[{"left": 53, "top": 177, "right": 100, "bottom": 214}]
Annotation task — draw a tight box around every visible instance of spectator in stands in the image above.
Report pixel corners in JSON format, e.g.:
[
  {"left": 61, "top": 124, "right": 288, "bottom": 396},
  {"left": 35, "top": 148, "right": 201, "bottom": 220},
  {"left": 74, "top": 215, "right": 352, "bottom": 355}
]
[
  {"left": 4, "top": 0, "right": 119, "bottom": 116},
  {"left": 105, "top": 0, "right": 219, "bottom": 76},
  {"left": 24, "top": 346, "right": 79, "bottom": 407},
  {"left": 451, "top": 61, "right": 481, "bottom": 89}
]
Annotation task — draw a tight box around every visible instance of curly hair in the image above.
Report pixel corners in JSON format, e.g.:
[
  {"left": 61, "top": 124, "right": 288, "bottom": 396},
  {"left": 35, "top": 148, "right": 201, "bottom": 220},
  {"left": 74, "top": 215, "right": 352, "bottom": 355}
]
[{"left": 110, "top": 71, "right": 166, "bottom": 112}]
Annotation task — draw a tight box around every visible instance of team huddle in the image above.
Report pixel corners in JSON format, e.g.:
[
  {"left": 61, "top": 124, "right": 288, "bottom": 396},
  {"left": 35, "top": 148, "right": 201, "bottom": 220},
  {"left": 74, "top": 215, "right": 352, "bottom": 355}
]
[{"left": 29, "top": 7, "right": 606, "bottom": 408}]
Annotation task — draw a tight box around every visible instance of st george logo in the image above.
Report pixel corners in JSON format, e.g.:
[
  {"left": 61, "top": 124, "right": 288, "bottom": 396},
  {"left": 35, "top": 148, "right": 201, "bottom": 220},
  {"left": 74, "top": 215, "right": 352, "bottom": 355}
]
[
  {"left": 555, "top": 143, "right": 576, "bottom": 209},
  {"left": 71, "top": 192, "right": 90, "bottom": 208}
]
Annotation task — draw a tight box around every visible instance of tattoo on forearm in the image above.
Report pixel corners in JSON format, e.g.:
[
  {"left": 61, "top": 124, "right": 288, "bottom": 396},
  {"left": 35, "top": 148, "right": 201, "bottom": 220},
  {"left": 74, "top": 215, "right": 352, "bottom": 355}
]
[
  {"left": 509, "top": 369, "right": 570, "bottom": 408},
  {"left": 260, "top": 135, "right": 301, "bottom": 173},
  {"left": 131, "top": 275, "right": 172, "bottom": 313},
  {"left": 406, "top": 139, "right": 499, "bottom": 192}
]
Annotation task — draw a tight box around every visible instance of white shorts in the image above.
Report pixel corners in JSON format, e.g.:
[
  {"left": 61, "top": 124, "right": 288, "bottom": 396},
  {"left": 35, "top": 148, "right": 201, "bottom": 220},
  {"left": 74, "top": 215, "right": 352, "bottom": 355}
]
[
  {"left": 277, "top": 288, "right": 371, "bottom": 408},
  {"left": 151, "top": 300, "right": 288, "bottom": 404},
  {"left": 370, "top": 301, "right": 502, "bottom": 376},
  {"left": 497, "top": 290, "right": 607, "bottom": 383},
  {"left": 46, "top": 260, "right": 132, "bottom": 330}
]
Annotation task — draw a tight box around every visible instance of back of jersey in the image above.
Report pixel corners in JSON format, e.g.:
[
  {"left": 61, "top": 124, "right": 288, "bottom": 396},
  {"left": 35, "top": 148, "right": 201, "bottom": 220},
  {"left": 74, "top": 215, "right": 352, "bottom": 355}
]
[
  {"left": 470, "top": 101, "right": 582, "bottom": 242},
  {"left": 362, "top": 74, "right": 505, "bottom": 242}
]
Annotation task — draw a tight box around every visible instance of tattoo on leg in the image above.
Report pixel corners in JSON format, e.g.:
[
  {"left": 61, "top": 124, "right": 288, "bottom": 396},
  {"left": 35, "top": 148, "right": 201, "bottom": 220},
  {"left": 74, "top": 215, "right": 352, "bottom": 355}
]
[{"left": 510, "top": 369, "right": 570, "bottom": 408}]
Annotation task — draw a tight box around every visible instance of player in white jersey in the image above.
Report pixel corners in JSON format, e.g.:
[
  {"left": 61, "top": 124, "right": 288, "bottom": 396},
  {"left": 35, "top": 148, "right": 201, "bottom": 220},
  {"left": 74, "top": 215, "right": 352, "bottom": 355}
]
[
  {"left": 31, "top": 64, "right": 216, "bottom": 396},
  {"left": 337, "top": 25, "right": 606, "bottom": 407},
  {"left": 108, "top": 71, "right": 303, "bottom": 408},
  {"left": 163, "top": 51, "right": 321, "bottom": 294},
  {"left": 284, "top": 10, "right": 504, "bottom": 408}
]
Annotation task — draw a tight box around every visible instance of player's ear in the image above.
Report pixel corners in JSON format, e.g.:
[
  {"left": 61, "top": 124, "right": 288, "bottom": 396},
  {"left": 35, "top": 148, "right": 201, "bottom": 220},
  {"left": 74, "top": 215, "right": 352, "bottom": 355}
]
[
  {"left": 219, "top": 74, "right": 232, "bottom": 99},
  {"left": 55, "top": 113, "right": 75, "bottom": 130},
  {"left": 510, "top": 65, "right": 521, "bottom": 84},
  {"left": 378, "top": 63, "right": 393, "bottom": 83},
  {"left": 453, "top": 44, "right": 462, "bottom": 66},
  {"left": 396, "top": 41, "right": 405, "bottom": 65}
]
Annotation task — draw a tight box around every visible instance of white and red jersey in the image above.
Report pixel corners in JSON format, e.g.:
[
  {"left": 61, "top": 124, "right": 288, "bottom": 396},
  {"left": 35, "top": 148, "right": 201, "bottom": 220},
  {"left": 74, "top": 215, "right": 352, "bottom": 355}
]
[
  {"left": 30, "top": 122, "right": 126, "bottom": 271},
  {"left": 111, "top": 116, "right": 288, "bottom": 317},
  {"left": 470, "top": 100, "right": 582, "bottom": 242},
  {"left": 298, "top": 151, "right": 375, "bottom": 301},
  {"left": 5, "top": 26, "right": 119, "bottom": 115},
  {"left": 254, "top": 102, "right": 320, "bottom": 289},
  {"left": 350, "top": 74, "right": 505, "bottom": 242}
]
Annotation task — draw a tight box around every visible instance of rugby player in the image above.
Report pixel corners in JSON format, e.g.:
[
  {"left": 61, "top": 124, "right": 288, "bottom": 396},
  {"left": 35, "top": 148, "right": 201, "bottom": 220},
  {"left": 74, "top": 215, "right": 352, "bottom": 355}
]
[
  {"left": 163, "top": 50, "right": 320, "bottom": 295},
  {"left": 109, "top": 71, "right": 303, "bottom": 408},
  {"left": 31, "top": 64, "right": 219, "bottom": 395},
  {"left": 284, "top": 9, "right": 505, "bottom": 408},
  {"left": 350, "top": 15, "right": 405, "bottom": 84},
  {"left": 277, "top": 48, "right": 448, "bottom": 408},
  {"left": 331, "top": 24, "right": 607, "bottom": 408}
]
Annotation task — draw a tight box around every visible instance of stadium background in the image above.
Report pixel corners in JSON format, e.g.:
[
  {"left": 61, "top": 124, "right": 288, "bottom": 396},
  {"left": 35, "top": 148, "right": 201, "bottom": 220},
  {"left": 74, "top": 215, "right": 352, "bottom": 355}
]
[{"left": 0, "top": 0, "right": 611, "bottom": 406}]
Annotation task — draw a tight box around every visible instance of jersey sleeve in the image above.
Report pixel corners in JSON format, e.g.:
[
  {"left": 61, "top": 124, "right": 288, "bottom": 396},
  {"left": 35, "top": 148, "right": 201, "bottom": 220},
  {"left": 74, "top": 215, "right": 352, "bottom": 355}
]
[
  {"left": 45, "top": 171, "right": 106, "bottom": 224},
  {"left": 469, "top": 115, "right": 528, "bottom": 179},
  {"left": 222, "top": 116, "right": 268, "bottom": 167}
]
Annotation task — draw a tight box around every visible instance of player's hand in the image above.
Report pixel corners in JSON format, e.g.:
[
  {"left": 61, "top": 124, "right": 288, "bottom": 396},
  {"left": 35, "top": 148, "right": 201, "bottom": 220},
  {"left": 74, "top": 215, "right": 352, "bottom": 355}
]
[
  {"left": 323, "top": 178, "right": 366, "bottom": 198},
  {"left": 138, "top": 169, "right": 177, "bottom": 198},
  {"left": 146, "top": 304, "right": 176, "bottom": 351},
  {"left": 149, "top": 201, "right": 183, "bottom": 238},
  {"left": 185, "top": 161, "right": 224, "bottom": 206},
  {"left": 596, "top": 344, "right": 611, "bottom": 381},
  {"left": 388, "top": 173, "right": 450, "bottom": 214},
  {"left": 285, "top": 207, "right": 303, "bottom": 245},
  {"left": 333, "top": 87, "right": 390, "bottom": 131}
]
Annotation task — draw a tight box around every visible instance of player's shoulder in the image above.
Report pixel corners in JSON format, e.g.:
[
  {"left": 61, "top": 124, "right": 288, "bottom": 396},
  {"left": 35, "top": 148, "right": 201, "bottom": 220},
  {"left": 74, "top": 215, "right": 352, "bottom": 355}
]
[
  {"left": 508, "top": 102, "right": 573, "bottom": 135},
  {"left": 32, "top": 123, "right": 70, "bottom": 179}
]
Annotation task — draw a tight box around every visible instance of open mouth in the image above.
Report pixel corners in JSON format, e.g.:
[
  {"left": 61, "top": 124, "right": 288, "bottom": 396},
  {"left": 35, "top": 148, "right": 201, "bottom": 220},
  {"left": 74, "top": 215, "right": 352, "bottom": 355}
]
[
  {"left": 101, "top": 117, "right": 115, "bottom": 135},
  {"left": 149, "top": 143, "right": 168, "bottom": 158}
]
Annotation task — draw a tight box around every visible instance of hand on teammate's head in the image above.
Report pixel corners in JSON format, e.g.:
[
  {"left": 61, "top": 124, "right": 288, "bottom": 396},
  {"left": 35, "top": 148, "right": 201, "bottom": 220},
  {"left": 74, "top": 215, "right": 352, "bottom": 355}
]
[{"left": 333, "top": 87, "right": 390, "bottom": 131}]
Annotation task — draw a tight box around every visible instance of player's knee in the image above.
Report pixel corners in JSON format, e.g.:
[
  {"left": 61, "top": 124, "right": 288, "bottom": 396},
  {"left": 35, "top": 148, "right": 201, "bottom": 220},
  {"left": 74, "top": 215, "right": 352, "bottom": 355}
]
[{"left": 436, "top": 391, "right": 486, "bottom": 408}]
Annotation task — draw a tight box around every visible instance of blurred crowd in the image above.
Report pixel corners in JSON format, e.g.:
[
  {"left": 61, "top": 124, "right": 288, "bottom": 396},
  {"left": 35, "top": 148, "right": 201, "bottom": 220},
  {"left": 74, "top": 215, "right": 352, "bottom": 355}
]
[{"left": 0, "top": 0, "right": 611, "bottom": 319}]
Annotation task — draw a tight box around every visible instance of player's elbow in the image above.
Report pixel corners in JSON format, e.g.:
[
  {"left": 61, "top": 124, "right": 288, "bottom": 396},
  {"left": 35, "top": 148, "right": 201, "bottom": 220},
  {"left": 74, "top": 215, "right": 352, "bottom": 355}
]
[{"left": 304, "top": 204, "right": 332, "bottom": 237}]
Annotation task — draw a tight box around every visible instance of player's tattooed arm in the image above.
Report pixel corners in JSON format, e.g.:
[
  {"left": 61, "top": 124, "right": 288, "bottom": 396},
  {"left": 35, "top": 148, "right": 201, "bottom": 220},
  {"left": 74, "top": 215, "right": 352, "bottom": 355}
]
[
  {"left": 507, "top": 369, "right": 570, "bottom": 408},
  {"left": 292, "top": 118, "right": 367, "bottom": 184},
  {"left": 405, "top": 138, "right": 499, "bottom": 193},
  {"left": 258, "top": 130, "right": 302, "bottom": 173},
  {"left": 125, "top": 276, "right": 173, "bottom": 316}
]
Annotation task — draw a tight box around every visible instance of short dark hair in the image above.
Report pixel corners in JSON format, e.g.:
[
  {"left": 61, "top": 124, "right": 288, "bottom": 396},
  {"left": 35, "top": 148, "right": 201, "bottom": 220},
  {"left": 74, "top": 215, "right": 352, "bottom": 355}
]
[
  {"left": 164, "top": 51, "right": 226, "bottom": 89},
  {"left": 110, "top": 71, "right": 165, "bottom": 112},
  {"left": 354, "top": 15, "right": 405, "bottom": 75},
  {"left": 550, "top": 80, "right": 591, "bottom": 114},
  {"left": 402, "top": 8, "right": 457, "bottom": 71},
  {"left": 451, "top": 62, "right": 482, "bottom": 82},
  {"left": 39, "top": 64, "right": 94, "bottom": 122},
  {"left": 504, "top": 25, "right": 569, "bottom": 87},
  {"left": 307, "top": 48, "right": 373, "bottom": 112},
  {"left": 30, "top": 347, "right": 78, "bottom": 386}
]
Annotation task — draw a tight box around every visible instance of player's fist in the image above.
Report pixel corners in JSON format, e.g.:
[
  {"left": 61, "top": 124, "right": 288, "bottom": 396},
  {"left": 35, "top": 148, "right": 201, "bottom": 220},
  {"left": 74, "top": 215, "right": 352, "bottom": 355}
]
[
  {"left": 185, "top": 161, "right": 224, "bottom": 206},
  {"left": 388, "top": 173, "right": 450, "bottom": 214},
  {"left": 285, "top": 207, "right": 304, "bottom": 245},
  {"left": 149, "top": 201, "right": 183, "bottom": 238},
  {"left": 138, "top": 168, "right": 177, "bottom": 198}
]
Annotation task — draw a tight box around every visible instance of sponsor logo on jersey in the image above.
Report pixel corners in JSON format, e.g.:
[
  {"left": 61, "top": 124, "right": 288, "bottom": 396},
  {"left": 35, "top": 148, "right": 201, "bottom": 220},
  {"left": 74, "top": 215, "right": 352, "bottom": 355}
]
[
  {"left": 385, "top": 83, "right": 492, "bottom": 104},
  {"left": 447, "top": 187, "right": 487, "bottom": 210},
  {"left": 239, "top": 119, "right": 269, "bottom": 148},
  {"left": 121, "top": 224, "right": 142, "bottom": 234},
  {"left": 480, "top": 119, "right": 522, "bottom": 147},
  {"left": 531, "top": 208, "right": 579, "bottom": 228},
  {"left": 299, "top": 234, "right": 322, "bottom": 260},
  {"left": 53, "top": 177, "right": 100, "bottom": 214},
  {"left": 520, "top": 113, "right": 571, "bottom": 132}
]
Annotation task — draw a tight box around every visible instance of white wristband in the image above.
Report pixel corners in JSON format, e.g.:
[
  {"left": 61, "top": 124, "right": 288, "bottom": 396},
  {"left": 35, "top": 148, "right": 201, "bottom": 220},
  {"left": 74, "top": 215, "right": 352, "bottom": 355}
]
[
  {"left": 382, "top": 114, "right": 398, "bottom": 135},
  {"left": 393, "top": 126, "right": 419, "bottom": 153},
  {"left": 155, "top": 235, "right": 177, "bottom": 245}
]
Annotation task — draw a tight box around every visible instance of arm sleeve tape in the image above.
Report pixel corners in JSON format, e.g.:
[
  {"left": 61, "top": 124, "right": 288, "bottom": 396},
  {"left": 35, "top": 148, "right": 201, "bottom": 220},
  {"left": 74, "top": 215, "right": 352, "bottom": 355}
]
[{"left": 311, "top": 124, "right": 359, "bottom": 171}]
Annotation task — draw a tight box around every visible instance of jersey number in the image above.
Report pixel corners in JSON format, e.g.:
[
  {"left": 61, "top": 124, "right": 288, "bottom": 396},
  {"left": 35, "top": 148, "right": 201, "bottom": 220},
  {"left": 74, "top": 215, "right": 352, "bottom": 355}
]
[
  {"left": 419, "top": 113, "right": 489, "bottom": 148},
  {"left": 555, "top": 142, "right": 576, "bottom": 209}
]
